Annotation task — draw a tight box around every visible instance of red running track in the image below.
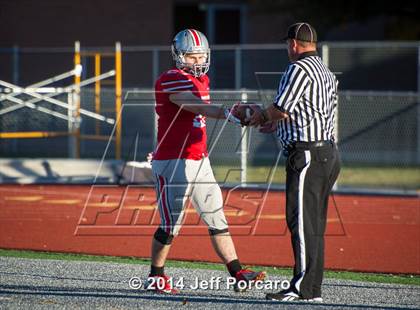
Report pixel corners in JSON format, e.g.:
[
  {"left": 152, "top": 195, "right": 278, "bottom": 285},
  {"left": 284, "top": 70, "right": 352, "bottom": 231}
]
[{"left": 0, "top": 185, "right": 418, "bottom": 274}]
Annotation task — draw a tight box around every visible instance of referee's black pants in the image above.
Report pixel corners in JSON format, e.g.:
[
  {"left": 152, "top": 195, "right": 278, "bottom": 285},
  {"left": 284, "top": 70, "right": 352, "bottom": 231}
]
[{"left": 285, "top": 141, "right": 340, "bottom": 299}]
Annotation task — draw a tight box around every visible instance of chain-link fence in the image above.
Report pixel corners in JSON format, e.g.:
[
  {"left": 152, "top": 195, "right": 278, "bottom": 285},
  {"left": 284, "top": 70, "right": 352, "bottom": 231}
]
[
  {"left": 1, "top": 42, "right": 419, "bottom": 90},
  {"left": 1, "top": 87, "right": 418, "bottom": 189},
  {"left": 1, "top": 42, "right": 419, "bottom": 190},
  {"left": 338, "top": 91, "right": 418, "bottom": 165}
]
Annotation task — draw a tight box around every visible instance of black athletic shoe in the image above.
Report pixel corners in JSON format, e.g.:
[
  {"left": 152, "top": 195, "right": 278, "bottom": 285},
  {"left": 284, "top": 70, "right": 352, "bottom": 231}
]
[
  {"left": 266, "top": 289, "right": 324, "bottom": 302},
  {"left": 266, "top": 289, "right": 301, "bottom": 301}
]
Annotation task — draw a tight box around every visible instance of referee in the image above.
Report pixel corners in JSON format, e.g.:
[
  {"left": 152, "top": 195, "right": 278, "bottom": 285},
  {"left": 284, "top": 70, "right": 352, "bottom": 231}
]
[{"left": 248, "top": 22, "right": 341, "bottom": 302}]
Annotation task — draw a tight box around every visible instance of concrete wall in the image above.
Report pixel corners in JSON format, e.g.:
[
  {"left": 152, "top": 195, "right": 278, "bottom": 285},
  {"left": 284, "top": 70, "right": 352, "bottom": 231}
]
[
  {"left": 1, "top": 0, "right": 173, "bottom": 47},
  {"left": 0, "top": 159, "right": 153, "bottom": 184}
]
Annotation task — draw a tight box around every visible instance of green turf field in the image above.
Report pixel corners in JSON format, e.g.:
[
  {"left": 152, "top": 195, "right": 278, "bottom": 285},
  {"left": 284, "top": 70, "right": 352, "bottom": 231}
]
[
  {"left": 1, "top": 249, "right": 418, "bottom": 286},
  {"left": 213, "top": 165, "right": 420, "bottom": 189}
]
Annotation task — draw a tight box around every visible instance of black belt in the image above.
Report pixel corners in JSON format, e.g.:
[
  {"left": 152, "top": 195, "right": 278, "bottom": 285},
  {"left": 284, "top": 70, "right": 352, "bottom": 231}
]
[
  {"left": 283, "top": 140, "right": 334, "bottom": 156},
  {"left": 291, "top": 140, "right": 333, "bottom": 148}
]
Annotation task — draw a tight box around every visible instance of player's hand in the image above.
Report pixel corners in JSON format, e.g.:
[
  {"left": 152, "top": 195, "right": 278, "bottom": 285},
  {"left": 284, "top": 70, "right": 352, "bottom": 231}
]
[
  {"left": 248, "top": 104, "right": 268, "bottom": 127},
  {"left": 224, "top": 107, "right": 242, "bottom": 126},
  {"left": 230, "top": 102, "right": 262, "bottom": 126},
  {"left": 259, "top": 121, "right": 277, "bottom": 134}
]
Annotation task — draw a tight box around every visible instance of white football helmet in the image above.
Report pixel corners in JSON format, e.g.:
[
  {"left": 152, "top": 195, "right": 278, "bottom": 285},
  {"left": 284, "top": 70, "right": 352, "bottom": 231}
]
[{"left": 171, "top": 29, "right": 210, "bottom": 77}]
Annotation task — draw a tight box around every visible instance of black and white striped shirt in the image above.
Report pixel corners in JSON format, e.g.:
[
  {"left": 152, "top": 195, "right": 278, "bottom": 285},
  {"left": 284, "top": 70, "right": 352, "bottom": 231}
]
[{"left": 274, "top": 51, "right": 338, "bottom": 147}]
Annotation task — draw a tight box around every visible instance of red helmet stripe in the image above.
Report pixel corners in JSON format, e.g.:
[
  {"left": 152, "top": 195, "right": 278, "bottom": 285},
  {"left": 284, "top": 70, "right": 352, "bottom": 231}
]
[{"left": 188, "top": 29, "right": 201, "bottom": 46}]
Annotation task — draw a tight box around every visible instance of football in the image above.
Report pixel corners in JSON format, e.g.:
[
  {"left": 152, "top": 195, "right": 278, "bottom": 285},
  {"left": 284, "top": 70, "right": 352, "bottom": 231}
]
[{"left": 232, "top": 104, "right": 254, "bottom": 126}]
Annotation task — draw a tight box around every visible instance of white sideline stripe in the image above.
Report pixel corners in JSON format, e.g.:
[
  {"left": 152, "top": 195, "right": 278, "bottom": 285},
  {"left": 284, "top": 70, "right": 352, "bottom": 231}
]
[
  {"left": 295, "top": 150, "right": 311, "bottom": 292},
  {"left": 161, "top": 80, "right": 191, "bottom": 86},
  {"left": 163, "top": 84, "right": 194, "bottom": 92}
]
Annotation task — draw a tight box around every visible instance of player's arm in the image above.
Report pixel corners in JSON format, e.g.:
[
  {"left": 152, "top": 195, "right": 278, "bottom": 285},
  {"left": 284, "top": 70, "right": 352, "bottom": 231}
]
[
  {"left": 169, "top": 91, "right": 224, "bottom": 118},
  {"left": 169, "top": 91, "right": 241, "bottom": 125}
]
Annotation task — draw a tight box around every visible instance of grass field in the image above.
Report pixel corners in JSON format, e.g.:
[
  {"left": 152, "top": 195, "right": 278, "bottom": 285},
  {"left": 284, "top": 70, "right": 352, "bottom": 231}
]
[
  {"left": 213, "top": 165, "right": 420, "bottom": 189},
  {"left": 1, "top": 249, "right": 418, "bottom": 286}
]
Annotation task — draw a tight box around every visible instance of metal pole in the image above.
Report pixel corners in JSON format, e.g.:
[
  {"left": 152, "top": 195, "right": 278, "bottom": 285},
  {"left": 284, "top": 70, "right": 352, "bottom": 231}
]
[
  {"left": 115, "top": 42, "right": 122, "bottom": 160},
  {"left": 152, "top": 49, "right": 159, "bottom": 82},
  {"left": 240, "top": 91, "right": 248, "bottom": 184},
  {"left": 11, "top": 46, "right": 19, "bottom": 155},
  {"left": 240, "top": 5, "right": 247, "bottom": 44},
  {"left": 95, "top": 53, "right": 101, "bottom": 135},
  {"left": 323, "top": 43, "right": 339, "bottom": 189},
  {"left": 12, "top": 45, "right": 19, "bottom": 85},
  {"left": 74, "top": 41, "right": 81, "bottom": 158},
  {"left": 235, "top": 47, "right": 241, "bottom": 89},
  {"left": 68, "top": 92, "right": 76, "bottom": 158},
  {"left": 206, "top": 6, "right": 215, "bottom": 44},
  {"left": 322, "top": 44, "right": 329, "bottom": 68},
  {"left": 322, "top": 44, "right": 335, "bottom": 139}
]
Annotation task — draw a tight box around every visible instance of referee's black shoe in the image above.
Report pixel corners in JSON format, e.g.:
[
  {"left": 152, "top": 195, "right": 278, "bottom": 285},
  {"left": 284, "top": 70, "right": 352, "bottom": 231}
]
[
  {"left": 266, "top": 289, "right": 323, "bottom": 302},
  {"left": 266, "top": 288, "right": 301, "bottom": 301}
]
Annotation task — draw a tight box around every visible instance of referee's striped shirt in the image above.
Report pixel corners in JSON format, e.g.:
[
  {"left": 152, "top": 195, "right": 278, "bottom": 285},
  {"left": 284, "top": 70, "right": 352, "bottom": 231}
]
[{"left": 274, "top": 51, "right": 338, "bottom": 147}]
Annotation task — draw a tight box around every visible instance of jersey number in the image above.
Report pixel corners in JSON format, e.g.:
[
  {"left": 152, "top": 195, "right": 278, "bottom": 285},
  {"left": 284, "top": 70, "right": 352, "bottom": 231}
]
[{"left": 193, "top": 114, "right": 206, "bottom": 128}]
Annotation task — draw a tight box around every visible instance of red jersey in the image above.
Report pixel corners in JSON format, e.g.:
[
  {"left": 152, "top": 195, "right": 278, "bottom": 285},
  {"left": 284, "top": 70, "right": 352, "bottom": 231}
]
[{"left": 153, "top": 68, "right": 210, "bottom": 160}]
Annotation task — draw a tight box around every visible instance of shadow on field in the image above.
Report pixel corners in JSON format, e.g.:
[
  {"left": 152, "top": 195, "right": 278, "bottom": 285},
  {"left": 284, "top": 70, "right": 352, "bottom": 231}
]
[{"left": 0, "top": 283, "right": 413, "bottom": 309}]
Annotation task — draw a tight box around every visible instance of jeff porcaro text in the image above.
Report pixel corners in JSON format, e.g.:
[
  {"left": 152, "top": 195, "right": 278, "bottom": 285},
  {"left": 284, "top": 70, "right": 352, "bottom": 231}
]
[{"left": 129, "top": 276, "right": 290, "bottom": 291}]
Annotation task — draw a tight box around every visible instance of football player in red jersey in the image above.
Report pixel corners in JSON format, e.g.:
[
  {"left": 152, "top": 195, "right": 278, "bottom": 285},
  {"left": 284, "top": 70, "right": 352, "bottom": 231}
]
[{"left": 146, "top": 29, "right": 266, "bottom": 294}]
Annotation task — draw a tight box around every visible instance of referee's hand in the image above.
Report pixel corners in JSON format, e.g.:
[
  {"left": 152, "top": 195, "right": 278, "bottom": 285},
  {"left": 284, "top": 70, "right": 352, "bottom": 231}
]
[
  {"left": 259, "top": 121, "right": 277, "bottom": 133},
  {"left": 247, "top": 105, "right": 266, "bottom": 127}
]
